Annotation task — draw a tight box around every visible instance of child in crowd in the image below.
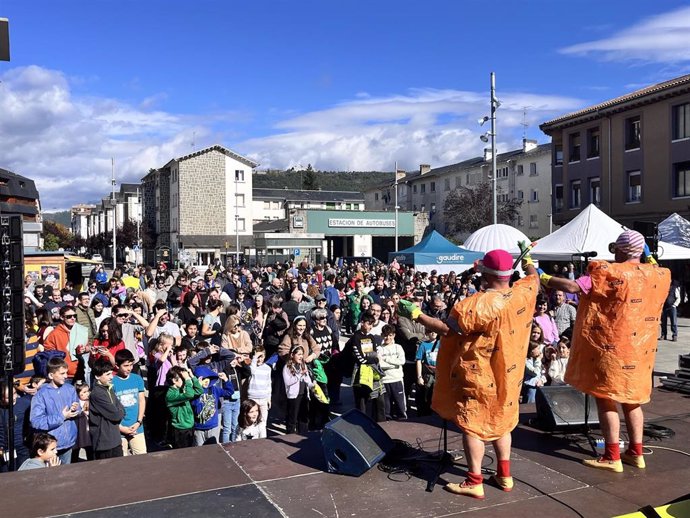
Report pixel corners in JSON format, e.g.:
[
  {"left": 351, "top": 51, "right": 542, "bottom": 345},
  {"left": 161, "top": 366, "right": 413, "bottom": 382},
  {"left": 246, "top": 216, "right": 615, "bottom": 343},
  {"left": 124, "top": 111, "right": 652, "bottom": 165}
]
[
  {"left": 523, "top": 341, "right": 547, "bottom": 403},
  {"left": 165, "top": 366, "right": 203, "bottom": 449},
  {"left": 150, "top": 333, "right": 177, "bottom": 387},
  {"left": 181, "top": 321, "right": 201, "bottom": 351},
  {"left": 89, "top": 358, "right": 126, "bottom": 459},
  {"left": 378, "top": 324, "right": 407, "bottom": 420},
  {"left": 112, "top": 350, "right": 147, "bottom": 456},
  {"left": 71, "top": 381, "right": 93, "bottom": 462},
  {"left": 283, "top": 345, "right": 313, "bottom": 434},
  {"left": 0, "top": 381, "right": 32, "bottom": 470},
  {"left": 246, "top": 346, "right": 272, "bottom": 438},
  {"left": 147, "top": 333, "right": 176, "bottom": 444},
  {"left": 191, "top": 366, "right": 235, "bottom": 446},
  {"left": 18, "top": 433, "right": 60, "bottom": 471},
  {"left": 175, "top": 345, "right": 191, "bottom": 371},
  {"left": 236, "top": 399, "right": 264, "bottom": 441},
  {"left": 547, "top": 336, "right": 571, "bottom": 386},
  {"left": 415, "top": 330, "right": 441, "bottom": 417},
  {"left": 220, "top": 350, "right": 250, "bottom": 443},
  {"left": 30, "top": 358, "right": 81, "bottom": 465}
]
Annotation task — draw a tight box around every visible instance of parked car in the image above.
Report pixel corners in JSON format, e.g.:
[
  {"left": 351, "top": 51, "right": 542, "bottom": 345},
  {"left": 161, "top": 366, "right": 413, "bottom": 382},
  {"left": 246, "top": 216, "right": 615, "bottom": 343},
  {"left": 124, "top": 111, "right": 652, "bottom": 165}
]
[{"left": 91, "top": 254, "right": 103, "bottom": 262}]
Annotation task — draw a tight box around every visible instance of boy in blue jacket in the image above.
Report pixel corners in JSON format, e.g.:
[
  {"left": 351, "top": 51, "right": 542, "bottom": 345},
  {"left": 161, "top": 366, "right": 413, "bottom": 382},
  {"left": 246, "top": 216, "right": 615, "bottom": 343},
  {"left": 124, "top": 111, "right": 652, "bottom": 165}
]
[
  {"left": 191, "top": 365, "right": 234, "bottom": 446},
  {"left": 29, "top": 358, "right": 80, "bottom": 465}
]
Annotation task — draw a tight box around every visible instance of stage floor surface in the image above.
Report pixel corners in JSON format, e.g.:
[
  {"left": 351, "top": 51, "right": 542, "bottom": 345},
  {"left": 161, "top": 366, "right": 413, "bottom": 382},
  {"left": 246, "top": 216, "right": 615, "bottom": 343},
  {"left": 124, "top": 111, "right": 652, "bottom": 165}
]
[{"left": 2, "top": 387, "right": 689, "bottom": 518}]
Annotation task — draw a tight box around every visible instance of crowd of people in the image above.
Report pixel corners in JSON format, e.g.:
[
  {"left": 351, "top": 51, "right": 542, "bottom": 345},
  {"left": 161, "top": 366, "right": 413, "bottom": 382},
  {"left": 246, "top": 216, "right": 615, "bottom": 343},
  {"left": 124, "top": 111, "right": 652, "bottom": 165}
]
[{"left": 0, "top": 249, "right": 681, "bottom": 474}]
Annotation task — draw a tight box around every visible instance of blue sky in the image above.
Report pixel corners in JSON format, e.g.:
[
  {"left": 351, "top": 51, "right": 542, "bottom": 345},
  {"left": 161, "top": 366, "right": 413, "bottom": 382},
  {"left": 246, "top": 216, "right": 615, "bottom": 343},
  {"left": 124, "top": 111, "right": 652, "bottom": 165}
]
[{"left": 2, "top": 0, "right": 690, "bottom": 210}]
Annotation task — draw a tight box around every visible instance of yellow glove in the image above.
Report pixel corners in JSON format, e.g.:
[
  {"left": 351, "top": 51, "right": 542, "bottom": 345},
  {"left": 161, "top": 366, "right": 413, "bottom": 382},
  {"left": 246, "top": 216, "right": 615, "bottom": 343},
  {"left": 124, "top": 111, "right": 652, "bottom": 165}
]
[{"left": 539, "top": 272, "right": 552, "bottom": 287}]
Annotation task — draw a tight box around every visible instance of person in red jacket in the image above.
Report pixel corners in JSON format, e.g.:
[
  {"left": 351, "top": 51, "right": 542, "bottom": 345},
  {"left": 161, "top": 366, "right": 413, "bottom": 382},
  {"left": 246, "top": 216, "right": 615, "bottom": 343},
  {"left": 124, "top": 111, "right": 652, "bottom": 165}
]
[{"left": 43, "top": 306, "right": 84, "bottom": 380}]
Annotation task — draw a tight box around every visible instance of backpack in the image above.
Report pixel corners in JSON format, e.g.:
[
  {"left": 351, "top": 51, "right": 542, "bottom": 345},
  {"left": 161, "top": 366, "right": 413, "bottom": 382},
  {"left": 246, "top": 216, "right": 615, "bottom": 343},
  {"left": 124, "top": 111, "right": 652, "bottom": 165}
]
[{"left": 32, "top": 350, "right": 67, "bottom": 378}]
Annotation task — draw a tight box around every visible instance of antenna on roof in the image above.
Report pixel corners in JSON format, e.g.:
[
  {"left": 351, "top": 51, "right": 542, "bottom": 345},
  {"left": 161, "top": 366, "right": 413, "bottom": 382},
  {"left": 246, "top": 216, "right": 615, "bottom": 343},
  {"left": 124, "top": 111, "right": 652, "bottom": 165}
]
[{"left": 520, "top": 107, "right": 530, "bottom": 139}]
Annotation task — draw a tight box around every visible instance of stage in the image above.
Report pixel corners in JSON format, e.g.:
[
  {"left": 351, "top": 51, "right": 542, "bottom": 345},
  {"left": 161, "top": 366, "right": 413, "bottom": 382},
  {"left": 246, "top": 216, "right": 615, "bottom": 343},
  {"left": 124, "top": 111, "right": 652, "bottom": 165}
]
[{"left": 2, "top": 388, "right": 689, "bottom": 518}]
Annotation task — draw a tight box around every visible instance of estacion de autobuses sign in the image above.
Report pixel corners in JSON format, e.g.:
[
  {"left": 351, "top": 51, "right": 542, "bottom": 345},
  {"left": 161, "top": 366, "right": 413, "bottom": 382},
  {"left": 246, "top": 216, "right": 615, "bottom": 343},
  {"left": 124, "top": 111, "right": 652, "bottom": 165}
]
[{"left": 328, "top": 218, "right": 396, "bottom": 228}]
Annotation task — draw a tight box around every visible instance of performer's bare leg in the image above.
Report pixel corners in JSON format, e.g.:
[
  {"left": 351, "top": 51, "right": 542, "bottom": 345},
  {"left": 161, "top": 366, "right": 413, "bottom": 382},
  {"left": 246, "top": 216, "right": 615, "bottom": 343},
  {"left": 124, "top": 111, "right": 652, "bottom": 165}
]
[
  {"left": 463, "top": 434, "right": 485, "bottom": 474},
  {"left": 493, "top": 433, "right": 511, "bottom": 462},
  {"left": 621, "top": 403, "right": 645, "bottom": 467}
]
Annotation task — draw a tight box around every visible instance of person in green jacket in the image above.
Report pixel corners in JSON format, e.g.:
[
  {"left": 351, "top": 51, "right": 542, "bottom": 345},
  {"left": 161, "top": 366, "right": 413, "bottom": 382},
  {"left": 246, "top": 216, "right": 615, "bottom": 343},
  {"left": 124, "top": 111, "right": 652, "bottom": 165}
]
[{"left": 165, "top": 366, "right": 204, "bottom": 449}]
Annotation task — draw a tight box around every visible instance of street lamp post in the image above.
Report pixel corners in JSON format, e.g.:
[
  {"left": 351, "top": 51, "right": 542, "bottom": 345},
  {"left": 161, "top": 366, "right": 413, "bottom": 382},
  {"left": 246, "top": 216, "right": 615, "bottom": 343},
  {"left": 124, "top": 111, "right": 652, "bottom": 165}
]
[
  {"left": 111, "top": 158, "right": 117, "bottom": 270},
  {"left": 394, "top": 161, "right": 399, "bottom": 251},
  {"left": 235, "top": 170, "right": 240, "bottom": 267},
  {"left": 479, "top": 72, "right": 499, "bottom": 225}
]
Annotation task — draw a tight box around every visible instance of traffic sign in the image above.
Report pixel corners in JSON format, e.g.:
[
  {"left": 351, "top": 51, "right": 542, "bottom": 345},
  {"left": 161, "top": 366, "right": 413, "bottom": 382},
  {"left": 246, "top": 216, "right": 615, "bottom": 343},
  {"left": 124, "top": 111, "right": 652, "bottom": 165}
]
[{"left": 294, "top": 248, "right": 301, "bottom": 256}]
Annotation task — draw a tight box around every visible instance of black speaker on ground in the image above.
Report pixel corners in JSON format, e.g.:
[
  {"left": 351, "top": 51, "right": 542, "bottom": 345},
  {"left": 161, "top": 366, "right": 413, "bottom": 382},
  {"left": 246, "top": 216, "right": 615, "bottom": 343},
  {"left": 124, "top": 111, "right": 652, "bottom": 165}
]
[
  {"left": 322, "top": 409, "right": 394, "bottom": 476},
  {"left": 535, "top": 385, "right": 599, "bottom": 431}
]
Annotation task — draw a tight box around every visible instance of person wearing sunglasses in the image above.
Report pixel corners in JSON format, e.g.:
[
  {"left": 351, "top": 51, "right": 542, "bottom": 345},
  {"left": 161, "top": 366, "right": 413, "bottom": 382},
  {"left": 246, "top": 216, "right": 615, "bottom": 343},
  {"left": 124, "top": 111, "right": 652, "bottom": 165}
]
[{"left": 42, "top": 306, "right": 90, "bottom": 382}]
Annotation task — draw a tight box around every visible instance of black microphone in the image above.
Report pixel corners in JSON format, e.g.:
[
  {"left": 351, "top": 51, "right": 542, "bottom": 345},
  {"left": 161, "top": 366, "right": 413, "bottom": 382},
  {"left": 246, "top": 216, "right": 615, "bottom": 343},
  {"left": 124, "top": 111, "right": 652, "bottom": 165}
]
[{"left": 579, "top": 251, "right": 598, "bottom": 258}]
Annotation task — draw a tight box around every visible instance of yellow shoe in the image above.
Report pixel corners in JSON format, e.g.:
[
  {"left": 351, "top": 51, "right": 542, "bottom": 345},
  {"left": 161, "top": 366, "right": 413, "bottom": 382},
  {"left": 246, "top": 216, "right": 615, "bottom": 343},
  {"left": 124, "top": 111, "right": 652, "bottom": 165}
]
[
  {"left": 621, "top": 452, "right": 646, "bottom": 469},
  {"left": 445, "top": 481, "right": 485, "bottom": 499},
  {"left": 491, "top": 475, "right": 514, "bottom": 492},
  {"left": 582, "top": 457, "right": 623, "bottom": 473}
]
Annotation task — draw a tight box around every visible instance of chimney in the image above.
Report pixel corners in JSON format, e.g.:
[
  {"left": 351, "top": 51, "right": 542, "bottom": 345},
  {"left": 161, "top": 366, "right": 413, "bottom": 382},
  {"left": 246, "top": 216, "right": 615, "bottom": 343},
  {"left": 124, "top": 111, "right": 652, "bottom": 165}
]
[
  {"left": 419, "top": 164, "right": 431, "bottom": 175},
  {"left": 523, "top": 138, "right": 538, "bottom": 153},
  {"left": 483, "top": 148, "right": 493, "bottom": 161},
  {"left": 396, "top": 169, "right": 406, "bottom": 181}
]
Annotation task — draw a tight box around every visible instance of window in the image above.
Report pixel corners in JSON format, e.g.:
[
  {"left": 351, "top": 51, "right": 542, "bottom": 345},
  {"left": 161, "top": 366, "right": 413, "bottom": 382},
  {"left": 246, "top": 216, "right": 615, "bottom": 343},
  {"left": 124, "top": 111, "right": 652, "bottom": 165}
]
[
  {"left": 499, "top": 194, "right": 509, "bottom": 202},
  {"left": 674, "top": 161, "right": 690, "bottom": 197},
  {"left": 530, "top": 189, "right": 539, "bottom": 203},
  {"left": 465, "top": 174, "right": 470, "bottom": 185},
  {"left": 236, "top": 194, "right": 245, "bottom": 207},
  {"left": 345, "top": 203, "right": 352, "bottom": 210},
  {"left": 375, "top": 193, "right": 379, "bottom": 201},
  {"left": 421, "top": 184, "right": 426, "bottom": 194},
  {"left": 530, "top": 162, "right": 537, "bottom": 176},
  {"left": 430, "top": 181, "right": 436, "bottom": 192},
  {"left": 444, "top": 178, "right": 450, "bottom": 191},
  {"left": 413, "top": 185, "right": 417, "bottom": 194},
  {"left": 326, "top": 202, "right": 336, "bottom": 209},
  {"left": 570, "top": 181, "right": 581, "bottom": 208},
  {"left": 496, "top": 167, "right": 508, "bottom": 178},
  {"left": 555, "top": 144, "right": 563, "bottom": 165},
  {"left": 353, "top": 203, "right": 359, "bottom": 210},
  {"left": 235, "top": 217, "right": 246, "bottom": 232},
  {"left": 517, "top": 215, "right": 524, "bottom": 226},
  {"left": 627, "top": 171, "right": 641, "bottom": 202},
  {"left": 587, "top": 127, "right": 600, "bottom": 158},
  {"left": 517, "top": 190, "right": 524, "bottom": 200},
  {"left": 529, "top": 214, "right": 538, "bottom": 228},
  {"left": 569, "top": 132, "right": 581, "bottom": 162},
  {"left": 589, "top": 178, "right": 601, "bottom": 206},
  {"left": 455, "top": 176, "right": 461, "bottom": 188},
  {"left": 673, "top": 103, "right": 690, "bottom": 140},
  {"left": 413, "top": 204, "right": 417, "bottom": 211},
  {"left": 625, "top": 116, "right": 641, "bottom": 150},
  {"left": 517, "top": 164, "right": 524, "bottom": 175},
  {"left": 235, "top": 169, "right": 245, "bottom": 182},
  {"left": 555, "top": 184, "right": 564, "bottom": 210}
]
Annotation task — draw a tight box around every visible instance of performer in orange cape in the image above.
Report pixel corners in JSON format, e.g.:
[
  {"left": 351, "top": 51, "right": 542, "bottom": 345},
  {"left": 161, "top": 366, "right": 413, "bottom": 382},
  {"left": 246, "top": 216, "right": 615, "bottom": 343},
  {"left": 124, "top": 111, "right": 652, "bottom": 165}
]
[
  {"left": 398, "top": 248, "right": 539, "bottom": 499},
  {"left": 541, "top": 230, "right": 670, "bottom": 473}
]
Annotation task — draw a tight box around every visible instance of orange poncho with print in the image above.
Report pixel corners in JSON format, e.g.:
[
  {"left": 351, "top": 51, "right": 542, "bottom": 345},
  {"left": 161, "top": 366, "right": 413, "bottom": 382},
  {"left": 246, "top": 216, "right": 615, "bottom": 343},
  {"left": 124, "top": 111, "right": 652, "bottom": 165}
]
[
  {"left": 564, "top": 261, "right": 670, "bottom": 404},
  {"left": 432, "top": 276, "right": 538, "bottom": 441}
]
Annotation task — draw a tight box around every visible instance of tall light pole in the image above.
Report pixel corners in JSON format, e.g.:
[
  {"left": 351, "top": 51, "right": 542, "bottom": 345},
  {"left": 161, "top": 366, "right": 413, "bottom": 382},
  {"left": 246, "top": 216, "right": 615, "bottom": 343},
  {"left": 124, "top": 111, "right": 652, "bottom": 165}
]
[
  {"left": 111, "top": 158, "right": 117, "bottom": 270},
  {"left": 235, "top": 169, "right": 240, "bottom": 267},
  {"left": 479, "top": 72, "right": 499, "bottom": 225},
  {"left": 394, "top": 161, "right": 399, "bottom": 251}
]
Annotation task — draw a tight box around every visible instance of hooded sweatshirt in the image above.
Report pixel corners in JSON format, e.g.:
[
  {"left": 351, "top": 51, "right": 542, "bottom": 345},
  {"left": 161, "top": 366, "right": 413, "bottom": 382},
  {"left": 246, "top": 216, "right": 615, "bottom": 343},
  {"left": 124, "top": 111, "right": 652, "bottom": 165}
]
[
  {"left": 29, "top": 383, "right": 80, "bottom": 451},
  {"left": 89, "top": 381, "right": 126, "bottom": 451},
  {"left": 191, "top": 366, "right": 235, "bottom": 431}
]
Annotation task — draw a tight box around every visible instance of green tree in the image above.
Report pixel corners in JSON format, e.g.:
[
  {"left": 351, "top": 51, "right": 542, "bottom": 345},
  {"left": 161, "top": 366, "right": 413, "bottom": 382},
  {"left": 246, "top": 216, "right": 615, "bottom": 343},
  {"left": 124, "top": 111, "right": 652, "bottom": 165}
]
[
  {"left": 302, "top": 163, "right": 319, "bottom": 190},
  {"left": 42, "top": 220, "right": 74, "bottom": 250},
  {"left": 443, "top": 180, "right": 523, "bottom": 235},
  {"left": 43, "top": 233, "right": 60, "bottom": 251}
]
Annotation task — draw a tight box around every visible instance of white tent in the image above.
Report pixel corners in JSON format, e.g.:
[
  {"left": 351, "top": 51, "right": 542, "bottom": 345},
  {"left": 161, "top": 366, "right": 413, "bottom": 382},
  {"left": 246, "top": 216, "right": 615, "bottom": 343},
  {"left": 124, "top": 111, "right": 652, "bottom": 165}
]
[
  {"left": 532, "top": 204, "right": 690, "bottom": 261},
  {"left": 658, "top": 213, "right": 690, "bottom": 249},
  {"left": 463, "top": 224, "right": 530, "bottom": 255}
]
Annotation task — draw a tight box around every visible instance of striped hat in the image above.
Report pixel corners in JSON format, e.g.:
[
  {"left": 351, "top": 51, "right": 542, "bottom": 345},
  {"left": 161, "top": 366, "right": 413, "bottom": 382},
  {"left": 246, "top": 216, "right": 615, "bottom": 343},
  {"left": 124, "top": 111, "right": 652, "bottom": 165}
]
[
  {"left": 478, "top": 249, "right": 514, "bottom": 280},
  {"left": 612, "top": 230, "right": 646, "bottom": 258}
]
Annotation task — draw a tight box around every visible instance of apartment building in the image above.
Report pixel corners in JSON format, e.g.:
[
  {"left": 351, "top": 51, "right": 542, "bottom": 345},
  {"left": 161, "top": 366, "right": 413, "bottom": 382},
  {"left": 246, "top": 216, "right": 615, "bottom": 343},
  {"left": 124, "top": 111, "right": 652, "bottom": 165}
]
[
  {"left": 252, "top": 188, "right": 364, "bottom": 221},
  {"left": 0, "top": 167, "right": 43, "bottom": 250},
  {"left": 540, "top": 74, "right": 690, "bottom": 227}
]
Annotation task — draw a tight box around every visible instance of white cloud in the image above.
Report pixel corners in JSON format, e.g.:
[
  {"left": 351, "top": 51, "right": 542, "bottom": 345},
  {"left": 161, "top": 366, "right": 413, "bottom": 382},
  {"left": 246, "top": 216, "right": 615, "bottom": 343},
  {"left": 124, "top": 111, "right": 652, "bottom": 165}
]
[
  {"left": 560, "top": 7, "right": 690, "bottom": 63},
  {"left": 1, "top": 65, "right": 585, "bottom": 211},
  {"left": 243, "top": 89, "right": 584, "bottom": 172}
]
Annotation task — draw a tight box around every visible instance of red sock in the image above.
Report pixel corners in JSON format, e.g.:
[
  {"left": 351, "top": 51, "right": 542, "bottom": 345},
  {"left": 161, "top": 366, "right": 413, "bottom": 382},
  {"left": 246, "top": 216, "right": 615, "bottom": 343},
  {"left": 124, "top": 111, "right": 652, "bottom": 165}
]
[
  {"left": 627, "top": 443, "right": 643, "bottom": 456},
  {"left": 497, "top": 460, "right": 511, "bottom": 477},
  {"left": 466, "top": 472, "right": 484, "bottom": 486},
  {"left": 603, "top": 442, "right": 621, "bottom": 461}
]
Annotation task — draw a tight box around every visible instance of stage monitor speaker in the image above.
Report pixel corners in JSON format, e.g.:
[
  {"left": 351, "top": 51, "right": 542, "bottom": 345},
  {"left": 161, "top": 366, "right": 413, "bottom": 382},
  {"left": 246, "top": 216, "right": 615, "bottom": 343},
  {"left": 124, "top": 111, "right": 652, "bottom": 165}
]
[
  {"left": 322, "top": 409, "right": 394, "bottom": 477},
  {"left": 535, "top": 385, "right": 599, "bottom": 430},
  {"left": 0, "top": 214, "right": 25, "bottom": 375}
]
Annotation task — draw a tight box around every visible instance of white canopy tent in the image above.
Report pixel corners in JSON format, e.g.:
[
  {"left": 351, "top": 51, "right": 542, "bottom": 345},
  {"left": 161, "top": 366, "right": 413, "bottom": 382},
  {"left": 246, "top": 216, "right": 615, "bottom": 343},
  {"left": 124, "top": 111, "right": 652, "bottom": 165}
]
[
  {"left": 532, "top": 204, "right": 690, "bottom": 261},
  {"left": 463, "top": 224, "right": 530, "bottom": 255}
]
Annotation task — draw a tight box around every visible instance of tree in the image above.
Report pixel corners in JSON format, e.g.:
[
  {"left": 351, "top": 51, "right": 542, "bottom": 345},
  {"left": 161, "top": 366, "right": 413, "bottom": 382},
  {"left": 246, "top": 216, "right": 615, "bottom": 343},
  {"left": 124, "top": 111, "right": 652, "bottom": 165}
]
[
  {"left": 443, "top": 180, "right": 523, "bottom": 235},
  {"left": 302, "top": 163, "right": 319, "bottom": 190},
  {"left": 42, "top": 220, "right": 74, "bottom": 250}
]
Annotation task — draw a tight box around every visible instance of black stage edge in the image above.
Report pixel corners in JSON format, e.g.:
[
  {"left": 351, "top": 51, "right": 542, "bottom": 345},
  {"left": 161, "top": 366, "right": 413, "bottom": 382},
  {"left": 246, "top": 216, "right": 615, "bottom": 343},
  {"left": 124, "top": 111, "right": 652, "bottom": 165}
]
[{"left": 2, "top": 388, "right": 689, "bottom": 518}]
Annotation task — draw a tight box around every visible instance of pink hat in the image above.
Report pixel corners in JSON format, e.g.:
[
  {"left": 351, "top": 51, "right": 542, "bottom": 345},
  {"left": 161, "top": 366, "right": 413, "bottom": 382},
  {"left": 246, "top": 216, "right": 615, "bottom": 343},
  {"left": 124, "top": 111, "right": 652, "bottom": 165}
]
[
  {"left": 478, "top": 249, "right": 514, "bottom": 279},
  {"left": 611, "top": 230, "right": 646, "bottom": 258}
]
